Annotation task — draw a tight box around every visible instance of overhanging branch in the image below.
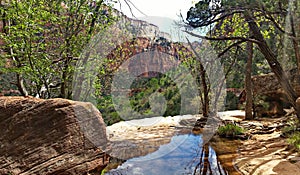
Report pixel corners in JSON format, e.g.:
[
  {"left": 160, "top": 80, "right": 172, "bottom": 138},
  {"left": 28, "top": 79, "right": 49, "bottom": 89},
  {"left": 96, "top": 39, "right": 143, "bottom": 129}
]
[
  {"left": 218, "top": 40, "right": 246, "bottom": 57},
  {"left": 184, "top": 30, "right": 260, "bottom": 44}
]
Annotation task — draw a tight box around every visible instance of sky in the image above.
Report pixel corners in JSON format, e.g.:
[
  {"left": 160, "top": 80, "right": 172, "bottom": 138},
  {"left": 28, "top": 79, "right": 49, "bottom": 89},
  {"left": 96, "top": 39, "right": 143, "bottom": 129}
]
[
  {"left": 113, "top": 0, "right": 200, "bottom": 42},
  {"left": 114, "top": 0, "right": 195, "bottom": 20}
]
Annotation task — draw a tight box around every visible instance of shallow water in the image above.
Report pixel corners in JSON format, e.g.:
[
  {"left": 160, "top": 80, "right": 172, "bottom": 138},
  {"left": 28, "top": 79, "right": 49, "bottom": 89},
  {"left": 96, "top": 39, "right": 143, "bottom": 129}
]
[{"left": 106, "top": 134, "right": 232, "bottom": 175}]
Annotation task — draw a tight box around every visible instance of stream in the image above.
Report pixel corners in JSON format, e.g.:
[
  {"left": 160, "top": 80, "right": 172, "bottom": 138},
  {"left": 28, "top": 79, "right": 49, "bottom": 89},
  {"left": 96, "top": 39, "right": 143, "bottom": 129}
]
[{"left": 105, "top": 133, "right": 240, "bottom": 175}]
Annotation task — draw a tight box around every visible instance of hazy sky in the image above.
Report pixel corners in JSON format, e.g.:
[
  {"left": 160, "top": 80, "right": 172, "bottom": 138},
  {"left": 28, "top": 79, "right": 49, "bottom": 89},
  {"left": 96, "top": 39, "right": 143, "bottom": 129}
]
[{"left": 115, "top": 0, "right": 195, "bottom": 19}]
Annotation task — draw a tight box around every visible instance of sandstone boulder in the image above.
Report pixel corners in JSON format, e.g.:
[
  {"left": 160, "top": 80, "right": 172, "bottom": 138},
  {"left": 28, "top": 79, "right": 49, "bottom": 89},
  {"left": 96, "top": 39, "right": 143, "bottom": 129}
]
[
  {"left": 0, "top": 96, "right": 109, "bottom": 175},
  {"left": 251, "top": 72, "right": 300, "bottom": 117}
]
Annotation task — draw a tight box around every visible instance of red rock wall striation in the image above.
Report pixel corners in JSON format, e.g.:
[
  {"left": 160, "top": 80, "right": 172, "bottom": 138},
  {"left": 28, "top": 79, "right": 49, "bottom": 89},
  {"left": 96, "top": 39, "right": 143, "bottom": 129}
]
[{"left": 0, "top": 96, "right": 109, "bottom": 175}]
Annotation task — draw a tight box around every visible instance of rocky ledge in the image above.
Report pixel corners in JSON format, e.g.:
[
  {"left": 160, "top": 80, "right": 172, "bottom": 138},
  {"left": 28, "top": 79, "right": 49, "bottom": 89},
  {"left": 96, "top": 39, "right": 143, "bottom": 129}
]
[
  {"left": 0, "top": 96, "right": 109, "bottom": 175},
  {"left": 215, "top": 111, "right": 300, "bottom": 175},
  {"left": 235, "top": 116, "right": 300, "bottom": 175}
]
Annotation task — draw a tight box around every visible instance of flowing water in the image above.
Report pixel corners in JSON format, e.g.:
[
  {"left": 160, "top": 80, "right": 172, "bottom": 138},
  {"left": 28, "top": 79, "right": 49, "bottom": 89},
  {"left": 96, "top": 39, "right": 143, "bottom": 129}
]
[{"left": 105, "top": 133, "right": 241, "bottom": 175}]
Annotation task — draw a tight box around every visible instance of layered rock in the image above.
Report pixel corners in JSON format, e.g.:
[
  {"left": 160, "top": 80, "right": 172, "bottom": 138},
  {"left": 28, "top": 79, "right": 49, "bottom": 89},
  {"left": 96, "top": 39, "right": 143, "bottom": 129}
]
[
  {"left": 251, "top": 71, "right": 300, "bottom": 116},
  {"left": 251, "top": 71, "right": 300, "bottom": 97},
  {"left": 0, "top": 96, "right": 109, "bottom": 175},
  {"left": 235, "top": 117, "right": 300, "bottom": 175},
  {"left": 112, "top": 9, "right": 171, "bottom": 40},
  {"left": 98, "top": 36, "right": 195, "bottom": 96}
]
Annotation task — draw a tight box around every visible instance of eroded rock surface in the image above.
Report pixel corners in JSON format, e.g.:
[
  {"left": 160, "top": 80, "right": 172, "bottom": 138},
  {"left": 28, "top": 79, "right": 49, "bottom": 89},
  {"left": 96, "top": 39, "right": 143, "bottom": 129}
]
[
  {"left": 0, "top": 96, "right": 109, "bottom": 175},
  {"left": 234, "top": 117, "right": 300, "bottom": 175}
]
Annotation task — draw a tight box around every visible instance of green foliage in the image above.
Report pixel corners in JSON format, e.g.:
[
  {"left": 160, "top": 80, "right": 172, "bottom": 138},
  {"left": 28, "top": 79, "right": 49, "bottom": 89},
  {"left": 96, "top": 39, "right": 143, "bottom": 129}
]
[
  {"left": 282, "top": 120, "right": 299, "bottom": 137},
  {"left": 97, "top": 71, "right": 201, "bottom": 125},
  {"left": 284, "top": 120, "right": 300, "bottom": 151},
  {"left": 187, "top": 0, "right": 288, "bottom": 28},
  {"left": 97, "top": 95, "right": 123, "bottom": 125},
  {"left": 217, "top": 123, "right": 244, "bottom": 138},
  {"left": 0, "top": 0, "right": 115, "bottom": 98},
  {"left": 186, "top": 0, "right": 298, "bottom": 114},
  {"left": 282, "top": 125, "right": 298, "bottom": 137},
  {"left": 288, "top": 132, "right": 300, "bottom": 151}
]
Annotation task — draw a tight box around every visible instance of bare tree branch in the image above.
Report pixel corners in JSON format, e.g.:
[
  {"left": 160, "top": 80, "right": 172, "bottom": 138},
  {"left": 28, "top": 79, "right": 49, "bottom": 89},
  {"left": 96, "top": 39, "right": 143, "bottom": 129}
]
[
  {"left": 126, "top": 0, "right": 147, "bottom": 17},
  {"left": 118, "top": 0, "right": 147, "bottom": 18},
  {"left": 184, "top": 30, "right": 260, "bottom": 44},
  {"left": 187, "top": 9, "right": 244, "bottom": 28},
  {"left": 218, "top": 40, "right": 246, "bottom": 57},
  {"left": 122, "top": 0, "right": 136, "bottom": 18}
]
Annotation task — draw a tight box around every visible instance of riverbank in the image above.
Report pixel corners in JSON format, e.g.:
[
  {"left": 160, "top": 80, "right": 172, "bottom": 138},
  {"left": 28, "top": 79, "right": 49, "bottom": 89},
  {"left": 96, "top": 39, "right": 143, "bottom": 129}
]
[
  {"left": 106, "top": 111, "right": 300, "bottom": 175},
  {"left": 106, "top": 115, "right": 198, "bottom": 160},
  {"left": 234, "top": 116, "right": 300, "bottom": 175}
]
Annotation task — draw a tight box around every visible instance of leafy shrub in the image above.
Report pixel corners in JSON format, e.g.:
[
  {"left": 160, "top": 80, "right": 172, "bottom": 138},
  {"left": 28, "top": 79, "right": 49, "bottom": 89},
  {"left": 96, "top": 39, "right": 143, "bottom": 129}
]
[
  {"left": 282, "top": 125, "right": 297, "bottom": 137},
  {"left": 288, "top": 132, "right": 300, "bottom": 150},
  {"left": 281, "top": 120, "right": 299, "bottom": 137},
  {"left": 217, "top": 123, "right": 244, "bottom": 138}
]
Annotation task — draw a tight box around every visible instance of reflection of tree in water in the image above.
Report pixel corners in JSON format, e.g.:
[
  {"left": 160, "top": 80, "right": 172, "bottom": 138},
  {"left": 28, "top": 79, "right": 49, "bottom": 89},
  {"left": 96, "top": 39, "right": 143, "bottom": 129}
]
[
  {"left": 106, "top": 144, "right": 229, "bottom": 175},
  {"left": 186, "top": 144, "right": 228, "bottom": 175},
  {"left": 105, "top": 133, "right": 232, "bottom": 175}
]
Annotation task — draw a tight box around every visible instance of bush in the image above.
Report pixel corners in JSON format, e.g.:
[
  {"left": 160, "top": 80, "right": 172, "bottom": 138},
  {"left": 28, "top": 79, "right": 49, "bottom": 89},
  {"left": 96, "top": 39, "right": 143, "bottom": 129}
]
[
  {"left": 281, "top": 120, "right": 299, "bottom": 137},
  {"left": 217, "top": 123, "right": 244, "bottom": 138},
  {"left": 288, "top": 132, "right": 300, "bottom": 150},
  {"left": 282, "top": 125, "right": 297, "bottom": 137}
]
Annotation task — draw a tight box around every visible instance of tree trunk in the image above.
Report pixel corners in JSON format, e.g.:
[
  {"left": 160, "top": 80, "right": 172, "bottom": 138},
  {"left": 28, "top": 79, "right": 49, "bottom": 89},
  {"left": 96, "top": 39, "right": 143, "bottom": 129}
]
[
  {"left": 72, "top": 51, "right": 92, "bottom": 101},
  {"left": 293, "top": 38, "right": 300, "bottom": 74},
  {"left": 289, "top": 5, "right": 300, "bottom": 74},
  {"left": 60, "top": 61, "right": 68, "bottom": 98},
  {"left": 16, "top": 73, "right": 28, "bottom": 97},
  {"left": 245, "top": 11, "right": 299, "bottom": 120},
  {"left": 200, "top": 61, "right": 209, "bottom": 118},
  {"left": 186, "top": 39, "right": 210, "bottom": 118},
  {"left": 60, "top": 73, "right": 66, "bottom": 98},
  {"left": 245, "top": 41, "right": 253, "bottom": 120}
]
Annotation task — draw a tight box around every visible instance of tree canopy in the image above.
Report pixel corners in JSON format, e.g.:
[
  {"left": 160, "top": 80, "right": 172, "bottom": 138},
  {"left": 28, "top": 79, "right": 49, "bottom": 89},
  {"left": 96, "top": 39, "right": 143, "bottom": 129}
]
[
  {"left": 0, "top": 0, "right": 114, "bottom": 98},
  {"left": 186, "top": 0, "right": 300, "bottom": 120}
]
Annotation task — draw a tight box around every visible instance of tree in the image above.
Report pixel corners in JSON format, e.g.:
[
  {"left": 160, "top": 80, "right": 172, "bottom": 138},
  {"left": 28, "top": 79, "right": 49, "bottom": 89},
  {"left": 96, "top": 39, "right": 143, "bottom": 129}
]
[
  {"left": 185, "top": 0, "right": 300, "bottom": 120},
  {"left": 0, "top": 0, "right": 55, "bottom": 97},
  {"left": 245, "top": 41, "right": 253, "bottom": 119},
  {"left": 0, "top": 0, "right": 114, "bottom": 98},
  {"left": 186, "top": 39, "right": 210, "bottom": 118}
]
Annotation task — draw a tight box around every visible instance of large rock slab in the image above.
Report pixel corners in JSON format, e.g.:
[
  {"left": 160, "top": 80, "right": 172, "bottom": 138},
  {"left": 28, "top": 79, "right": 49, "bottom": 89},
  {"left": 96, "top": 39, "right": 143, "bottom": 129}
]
[
  {"left": 251, "top": 72, "right": 300, "bottom": 116},
  {"left": 251, "top": 71, "right": 300, "bottom": 98},
  {"left": 0, "top": 96, "right": 109, "bottom": 175},
  {"left": 235, "top": 117, "right": 300, "bottom": 175}
]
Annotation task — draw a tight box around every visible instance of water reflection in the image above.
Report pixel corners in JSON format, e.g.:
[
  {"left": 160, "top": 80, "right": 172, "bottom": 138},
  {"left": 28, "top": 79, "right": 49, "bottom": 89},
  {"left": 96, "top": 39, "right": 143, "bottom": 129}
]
[{"left": 106, "top": 134, "right": 229, "bottom": 175}]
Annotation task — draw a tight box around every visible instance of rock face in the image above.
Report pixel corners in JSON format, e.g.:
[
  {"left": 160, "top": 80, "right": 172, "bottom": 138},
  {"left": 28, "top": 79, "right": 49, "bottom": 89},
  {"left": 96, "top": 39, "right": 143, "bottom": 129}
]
[
  {"left": 106, "top": 37, "right": 192, "bottom": 75},
  {"left": 251, "top": 72, "right": 300, "bottom": 116},
  {"left": 0, "top": 96, "right": 109, "bottom": 175},
  {"left": 112, "top": 9, "right": 172, "bottom": 40},
  {"left": 99, "top": 36, "right": 195, "bottom": 96},
  {"left": 252, "top": 71, "right": 300, "bottom": 97},
  {"left": 235, "top": 117, "right": 300, "bottom": 175}
]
